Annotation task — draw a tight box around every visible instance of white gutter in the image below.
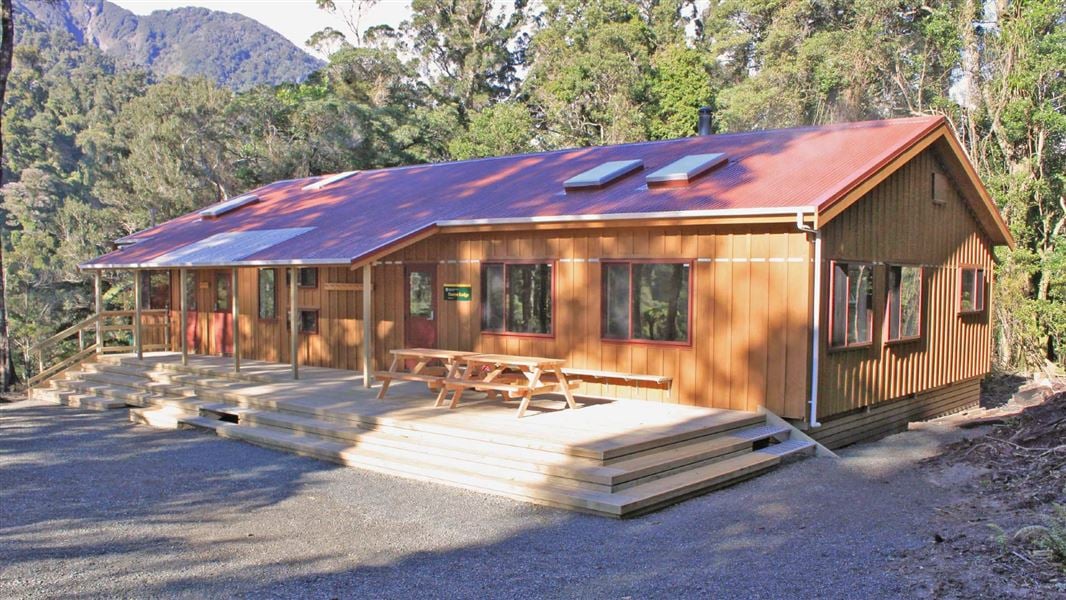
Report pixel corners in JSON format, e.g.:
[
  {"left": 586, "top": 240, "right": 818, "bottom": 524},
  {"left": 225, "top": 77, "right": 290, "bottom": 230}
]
[
  {"left": 436, "top": 206, "right": 817, "bottom": 227},
  {"left": 795, "top": 211, "right": 822, "bottom": 427}
]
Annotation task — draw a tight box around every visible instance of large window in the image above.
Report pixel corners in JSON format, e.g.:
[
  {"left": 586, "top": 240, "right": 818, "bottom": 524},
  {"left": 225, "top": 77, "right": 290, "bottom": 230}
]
[
  {"left": 602, "top": 262, "right": 691, "bottom": 343},
  {"left": 830, "top": 262, "right": 874, "bottom": 348},
  {"left": 481, "top": 262, "right": 552, "bottom": 335},
  {"left": 886, "top": 265, "right": 922, "bottom": 342},
  {"left": 959, "top": 267, "right": 986, "bottom": 313},
  {"left": 139, "top": 270, "right": 170, "bottom": 310},
  {"left": 258, "top": 268, "right": 277, "bottom": 319}
]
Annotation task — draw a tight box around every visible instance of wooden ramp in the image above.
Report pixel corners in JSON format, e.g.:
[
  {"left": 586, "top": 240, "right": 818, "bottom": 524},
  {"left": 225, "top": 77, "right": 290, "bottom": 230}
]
[{"left": 33, "top": 352, "right": 816, "bottom": 517}]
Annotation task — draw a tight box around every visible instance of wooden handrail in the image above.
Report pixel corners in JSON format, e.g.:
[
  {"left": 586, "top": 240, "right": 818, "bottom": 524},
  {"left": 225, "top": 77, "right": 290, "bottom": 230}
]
[{"left": 28, "top": 314, "right": 99, "bottom": 354}]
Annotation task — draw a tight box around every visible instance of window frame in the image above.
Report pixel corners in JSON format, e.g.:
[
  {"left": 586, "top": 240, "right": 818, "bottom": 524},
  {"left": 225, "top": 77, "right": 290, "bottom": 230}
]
[
  {"left": 139, "top": 270, "right": 172, "bottom": 311},
  {"left": 214, "top": 271, "right": 232, "bottom": 312},
  {"left": 600, "top": 260, "right": 694, "bottom": 347},
  {"left": 958, "top": 265, "right": 987, "bottom": 315},
  {"left": 298, "top": 309, "right": 319, "bottom": 335},
  {"left": 297, "top": 267, "right": 318, "bottom": 289},
  {"left": 479, "top": 259, "right": 556, "bottom": 339},
  {"left": 884, "top": 264, "right": 923, "bottom": 345},
  {"left": 257, "top": 268, "right": 277, "bottom": 321},
  {"left": 828, "top": 260, "right": 876, "bottom": 351}
]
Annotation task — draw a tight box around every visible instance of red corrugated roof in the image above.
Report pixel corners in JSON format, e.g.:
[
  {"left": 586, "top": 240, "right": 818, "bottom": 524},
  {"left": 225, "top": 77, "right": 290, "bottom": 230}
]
[{"left": 83, "top": 116, "right": 995, "bottom": 269}]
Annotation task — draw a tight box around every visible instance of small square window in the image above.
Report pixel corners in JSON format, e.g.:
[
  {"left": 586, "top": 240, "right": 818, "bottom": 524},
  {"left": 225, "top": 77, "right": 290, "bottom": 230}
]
[
  {"left": 299, "top": 309, "right": 319, "bottom": 334},
  {"left": 298, "top": 267, "right": 318, "bottom": 288}
]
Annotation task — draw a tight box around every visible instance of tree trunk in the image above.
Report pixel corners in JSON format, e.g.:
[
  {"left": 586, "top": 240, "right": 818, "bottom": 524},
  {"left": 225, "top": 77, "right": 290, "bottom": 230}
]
[{"left": 0, "top": 0, "right": 15, "bottom": 391}]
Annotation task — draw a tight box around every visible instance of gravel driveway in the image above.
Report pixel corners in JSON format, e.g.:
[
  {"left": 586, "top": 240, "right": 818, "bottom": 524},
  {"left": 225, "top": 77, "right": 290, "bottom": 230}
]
[{"left": 1, "top": 398, "right": 973, "bottom": 599}]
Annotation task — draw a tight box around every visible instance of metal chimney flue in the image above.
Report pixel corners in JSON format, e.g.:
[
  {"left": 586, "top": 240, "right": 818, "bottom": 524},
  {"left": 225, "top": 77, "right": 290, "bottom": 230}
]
[{"left": 697, "top": 106, "right": 713, "bottom": 136}]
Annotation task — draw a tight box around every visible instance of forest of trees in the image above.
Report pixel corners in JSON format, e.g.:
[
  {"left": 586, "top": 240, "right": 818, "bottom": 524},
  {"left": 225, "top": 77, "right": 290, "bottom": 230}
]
[{"left": 0, "top": 0, "right": 1062, "bottom": 385}]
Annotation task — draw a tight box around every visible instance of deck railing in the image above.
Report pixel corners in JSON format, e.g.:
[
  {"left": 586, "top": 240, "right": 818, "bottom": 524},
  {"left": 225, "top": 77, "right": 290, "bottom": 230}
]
[{"left": 27, "top": 309, "right": 171, "bottom": 388}]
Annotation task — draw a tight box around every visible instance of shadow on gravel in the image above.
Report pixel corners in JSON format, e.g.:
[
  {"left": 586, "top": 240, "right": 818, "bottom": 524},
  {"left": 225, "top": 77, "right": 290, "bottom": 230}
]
[
  {"left": 1, "top": 404, "right": 337, "bottom": 533},
  {"left": 0, "top": 402, "right": 970, "bottom": 599}
]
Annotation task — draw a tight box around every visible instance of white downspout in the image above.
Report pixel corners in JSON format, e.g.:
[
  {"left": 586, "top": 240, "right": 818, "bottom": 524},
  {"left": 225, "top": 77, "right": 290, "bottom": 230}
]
[{"left": 796, "top": 212, "right": 822, "bottom": 427}]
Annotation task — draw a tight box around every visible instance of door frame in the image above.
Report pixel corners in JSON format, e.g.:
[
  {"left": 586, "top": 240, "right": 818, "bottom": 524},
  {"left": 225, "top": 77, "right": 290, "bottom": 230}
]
[{"left": 404, "top": 263, "right": 438, "bottom": 349}]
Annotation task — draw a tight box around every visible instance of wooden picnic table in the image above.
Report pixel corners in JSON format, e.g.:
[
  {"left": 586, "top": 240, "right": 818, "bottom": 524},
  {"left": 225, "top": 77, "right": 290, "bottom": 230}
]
[
  {"left": 438, "top": 353, "right": 579, "bottom": 418},
  {"left": 375, "top": 348, "right": 479, "bottom": 399}
]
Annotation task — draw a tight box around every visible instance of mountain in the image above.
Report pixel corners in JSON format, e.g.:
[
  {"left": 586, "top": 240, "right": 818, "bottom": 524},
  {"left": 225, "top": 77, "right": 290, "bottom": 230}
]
[{"left": 14, "top": 0, "right": 324, "bottom": 90}]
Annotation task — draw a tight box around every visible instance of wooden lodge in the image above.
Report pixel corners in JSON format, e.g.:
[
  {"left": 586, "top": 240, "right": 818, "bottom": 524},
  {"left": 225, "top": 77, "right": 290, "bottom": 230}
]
[{"left": 32, "top": 115, "right": 1013, "bottom": 516}]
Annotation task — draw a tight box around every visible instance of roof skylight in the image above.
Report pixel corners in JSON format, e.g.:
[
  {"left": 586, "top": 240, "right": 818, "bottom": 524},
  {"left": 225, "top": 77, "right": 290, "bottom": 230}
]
[
  {"left": 198, "top": 194, "right": 260, "bottom": 219},
  {"left": 563, "top": 160, "right": 643, "bottom": 190},
  {"left": 302, "top": 170, "right": 359, "bottom": 191},
  {"left": 646, "top": 153, "right": 728, "bottom": 186}
]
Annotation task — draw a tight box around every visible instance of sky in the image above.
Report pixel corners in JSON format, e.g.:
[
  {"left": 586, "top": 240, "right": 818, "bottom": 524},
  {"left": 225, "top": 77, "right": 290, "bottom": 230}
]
[{"left": 111, "top": 1, "right": 412, "bottom": 56}]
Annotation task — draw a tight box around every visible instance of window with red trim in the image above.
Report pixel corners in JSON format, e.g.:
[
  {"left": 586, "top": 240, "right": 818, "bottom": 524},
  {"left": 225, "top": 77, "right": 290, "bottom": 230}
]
[
  {"left": 480, "top": 262, "right": 552, "bottom": 335},
  {"left": 602, "top": 262, "right": 691, "bottom": 343},
  {"left": 959, "top": 267, "right": 986, "bottom": 313},
  {"left": 886, "top": 265, "right": 922, "bottom": 342},
  {"left": 830, "top": 262, "right": 874, "bottom": 348}
]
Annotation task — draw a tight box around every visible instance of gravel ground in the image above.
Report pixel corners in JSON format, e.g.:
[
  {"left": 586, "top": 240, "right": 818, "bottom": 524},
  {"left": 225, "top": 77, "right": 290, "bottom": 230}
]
[{"left": 1, "top": 398, "right": 983, "bottom": 599}]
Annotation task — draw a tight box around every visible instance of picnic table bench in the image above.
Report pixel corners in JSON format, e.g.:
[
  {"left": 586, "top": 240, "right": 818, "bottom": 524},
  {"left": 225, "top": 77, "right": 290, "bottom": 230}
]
[
  {"left": 375, "top": 348, "right": 478, "bottom": 399},
  {"left": 439, "top": 353, "right": 579, "bottom": 418}
]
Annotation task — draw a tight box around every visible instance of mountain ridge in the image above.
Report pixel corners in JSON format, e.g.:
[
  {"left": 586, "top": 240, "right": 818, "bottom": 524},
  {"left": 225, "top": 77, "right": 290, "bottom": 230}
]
[{"left": 14, "top": 0, "right": 323, "bottom": 90}]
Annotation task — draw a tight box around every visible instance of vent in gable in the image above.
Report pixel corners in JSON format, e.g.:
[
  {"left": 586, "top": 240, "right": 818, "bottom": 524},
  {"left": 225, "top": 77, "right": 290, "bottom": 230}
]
[
  {"left": 563, "top": 160, "right": 643, "bottom": 191},
  {"left": 646, "top": 153, "right": 728, "bottom": 186},
  {"left": 302, "top": 170, "right": 359, "bottom": 191},
  {"left": 199, "top": 194, "right": 260, "bottom": 219}
]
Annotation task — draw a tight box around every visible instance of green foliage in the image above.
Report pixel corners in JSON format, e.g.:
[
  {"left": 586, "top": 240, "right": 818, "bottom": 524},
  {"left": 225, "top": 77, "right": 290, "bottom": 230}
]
[{"left": 448, "top": 102, "right": 536, "bottom": 159}]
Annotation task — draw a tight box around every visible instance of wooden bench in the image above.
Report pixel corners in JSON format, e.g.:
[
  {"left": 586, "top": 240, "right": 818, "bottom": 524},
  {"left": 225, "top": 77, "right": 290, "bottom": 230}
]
[
  {"left": 560, "top": 368, "right": 672, "bottom": 387},
  {"left": 375, "top": 348, "right": 478, "bottom": 399}
]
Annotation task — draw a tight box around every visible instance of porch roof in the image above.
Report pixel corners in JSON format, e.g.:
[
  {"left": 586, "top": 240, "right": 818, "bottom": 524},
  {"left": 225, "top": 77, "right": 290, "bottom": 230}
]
[{"left": 80, "top": 116, "right": 1012, "bottom": 270}]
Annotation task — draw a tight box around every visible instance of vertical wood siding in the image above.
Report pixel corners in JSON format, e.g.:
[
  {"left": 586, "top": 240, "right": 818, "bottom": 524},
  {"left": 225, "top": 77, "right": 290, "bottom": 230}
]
[
  {"left": 817, "top": 148, "right": 995, "bottom": 419},
  {"left": 374, "top": 224, "right": 813, "bottom": 415}
]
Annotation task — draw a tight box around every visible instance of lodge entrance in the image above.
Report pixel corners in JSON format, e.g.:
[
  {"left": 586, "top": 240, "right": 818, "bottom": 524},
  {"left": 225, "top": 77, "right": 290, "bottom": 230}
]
[
  {"left": 207, "top": 269, "right": 234, "bottom": 356},
  {"left": 404, "top": 263, "right": 437, "bottom": 349}
]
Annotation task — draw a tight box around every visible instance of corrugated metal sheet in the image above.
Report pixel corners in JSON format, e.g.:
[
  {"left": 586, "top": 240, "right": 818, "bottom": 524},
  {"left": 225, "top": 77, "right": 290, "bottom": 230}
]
[
  {"left": 83, "top": 116, "right": 953, "bottom": 269},
  {"left": 147, "top": 228, "right": 316, "bottom": 267}
]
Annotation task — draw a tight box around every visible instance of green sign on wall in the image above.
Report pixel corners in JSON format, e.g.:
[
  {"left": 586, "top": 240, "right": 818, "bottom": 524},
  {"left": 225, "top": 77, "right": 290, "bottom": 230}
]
[{"left": 443, "top": 284, "right": 472, "bottom": 301}]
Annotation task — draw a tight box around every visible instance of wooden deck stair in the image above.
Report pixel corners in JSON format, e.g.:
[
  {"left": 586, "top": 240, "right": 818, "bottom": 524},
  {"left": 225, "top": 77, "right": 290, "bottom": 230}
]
[{"left": 32, "top": 354, "right": 818, "bottom": 517}]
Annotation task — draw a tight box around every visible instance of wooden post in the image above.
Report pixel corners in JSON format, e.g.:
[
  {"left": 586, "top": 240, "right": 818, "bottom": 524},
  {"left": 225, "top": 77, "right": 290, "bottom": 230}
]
[
  {"left": 232, "top": 267, "right": 240, "bottom": 373},
  {"left": 133, "top": 271, "right": 143, "bottom": 360},
  {"left": 290, "top": 266, "right": 299, "bottom": 380},
  {"left": 180, "top": 268, "right": 188, "bottom": 366},
  {"left": 362, "top": 264, "right": 372, "bottom": 388},
  {"left": 93, "top": 271, "right": 102, "bottom": 354}
]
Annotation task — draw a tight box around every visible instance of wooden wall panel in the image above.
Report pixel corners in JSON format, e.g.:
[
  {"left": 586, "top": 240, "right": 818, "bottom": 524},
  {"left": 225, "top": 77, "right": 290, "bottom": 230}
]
[
  {"left": 364, "top": 223, "right": 813, "bottom": 415},
  {"left": 817, "top": 148, "right": 996, "bottom": 420}
]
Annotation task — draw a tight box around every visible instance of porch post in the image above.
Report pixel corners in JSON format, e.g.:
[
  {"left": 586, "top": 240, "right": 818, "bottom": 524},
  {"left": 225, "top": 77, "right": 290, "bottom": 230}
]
[
  {"left": 362, "top": 264, "right": 372, "bottom": 388},
  {"left": 179, "top": 268, "right": 188, "bottom": 366},
  {"left": 232, "top": 267, "right": 240, "bottom": 373},
  {"left": 290, "top": 266, "right": 299, "bottom": 380},
  {"left": 94, "top": 271, "right": 102, "bottom": 354},
  {"left": 133, "top": 270, "right": 143, "bottom": 360}
]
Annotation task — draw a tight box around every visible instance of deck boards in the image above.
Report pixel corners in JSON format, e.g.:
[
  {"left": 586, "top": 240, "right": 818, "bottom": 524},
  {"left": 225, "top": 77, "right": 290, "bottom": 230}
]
[{"left": 123, "top": 352, "right": 760, "bottom": 460}]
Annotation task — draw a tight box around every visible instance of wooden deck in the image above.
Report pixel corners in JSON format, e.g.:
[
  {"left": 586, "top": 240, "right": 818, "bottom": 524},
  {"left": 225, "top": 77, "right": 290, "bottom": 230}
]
[{"left": 34, "top": 352, "right": 817, "bottom": 517}]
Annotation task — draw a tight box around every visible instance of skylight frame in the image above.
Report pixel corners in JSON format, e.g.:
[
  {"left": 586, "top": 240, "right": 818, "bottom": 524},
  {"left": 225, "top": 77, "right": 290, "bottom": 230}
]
[
  {"left": 646, "top": 153, "right": 728, "bottom": 186},
  {"left": 302, "top": 170, "right": 359, "bottom": 191},
  {"left": 198, "top": 194, "right": 260, "bottom": 219},
  {"left": 563, "top": 160, "right": 644, "bottom": 190}
]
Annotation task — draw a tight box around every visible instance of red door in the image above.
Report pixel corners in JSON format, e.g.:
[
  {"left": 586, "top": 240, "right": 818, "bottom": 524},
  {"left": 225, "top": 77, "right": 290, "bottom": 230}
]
[
  {"left": 404, "top": 264, "right": 437, "bottom": 348},
  {"left": 211, "top": 270, "right": 234, "bottom": 355}
]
